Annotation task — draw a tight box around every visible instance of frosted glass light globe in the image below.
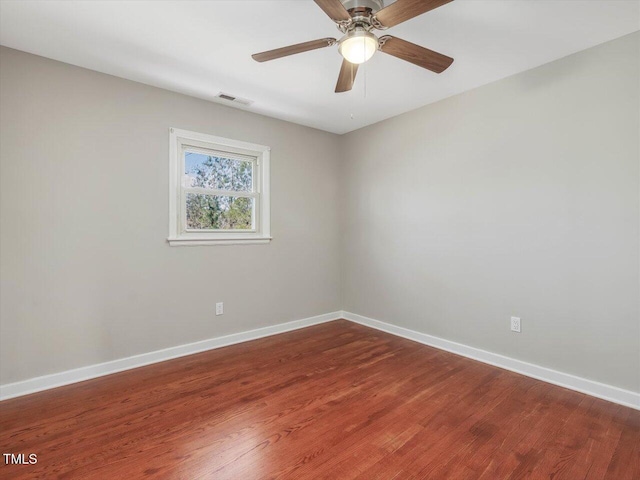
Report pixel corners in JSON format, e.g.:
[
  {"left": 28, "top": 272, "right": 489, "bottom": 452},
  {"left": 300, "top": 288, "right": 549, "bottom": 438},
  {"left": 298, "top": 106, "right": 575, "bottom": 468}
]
[{"left": 339, "top": 29, "right": 378, "bottom": 65}]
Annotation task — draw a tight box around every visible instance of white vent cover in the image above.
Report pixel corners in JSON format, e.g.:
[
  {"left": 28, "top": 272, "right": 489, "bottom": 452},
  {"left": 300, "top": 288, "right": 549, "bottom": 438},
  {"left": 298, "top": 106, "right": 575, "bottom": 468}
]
[{"left": 216, "top": 92, "right": 254, "bottom": 106}]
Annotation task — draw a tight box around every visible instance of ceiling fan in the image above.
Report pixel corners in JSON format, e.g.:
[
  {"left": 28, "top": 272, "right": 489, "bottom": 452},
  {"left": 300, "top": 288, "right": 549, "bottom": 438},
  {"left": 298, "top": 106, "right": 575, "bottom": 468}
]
[{"left": 252, "top": 0, "right": 454, "bottom": 93}]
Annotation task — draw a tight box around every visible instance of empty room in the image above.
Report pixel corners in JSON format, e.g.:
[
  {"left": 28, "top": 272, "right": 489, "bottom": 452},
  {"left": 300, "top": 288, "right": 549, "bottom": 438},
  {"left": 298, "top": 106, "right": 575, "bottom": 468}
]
[{"left": 0, "top": 0, "right": 638, "bottom": 478}]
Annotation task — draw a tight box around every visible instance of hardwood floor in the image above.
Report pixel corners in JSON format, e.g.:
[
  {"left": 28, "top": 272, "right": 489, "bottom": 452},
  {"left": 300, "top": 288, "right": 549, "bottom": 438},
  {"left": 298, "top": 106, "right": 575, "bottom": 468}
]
[{"left": 1, "top": 320, "right": 638, "bottom": 479}]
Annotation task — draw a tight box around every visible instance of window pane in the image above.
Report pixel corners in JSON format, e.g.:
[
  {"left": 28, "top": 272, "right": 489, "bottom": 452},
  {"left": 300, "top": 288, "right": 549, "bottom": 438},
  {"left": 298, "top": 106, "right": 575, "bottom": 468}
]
[
  {"left": 186, "top": 193, "right": 253, "bottom": 230},
  {"left": 185, "top": 152, "right": 253, "bottom": 192}
]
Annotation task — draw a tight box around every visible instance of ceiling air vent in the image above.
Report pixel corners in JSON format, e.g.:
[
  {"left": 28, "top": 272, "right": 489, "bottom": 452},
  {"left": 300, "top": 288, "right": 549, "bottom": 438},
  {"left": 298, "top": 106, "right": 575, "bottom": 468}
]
[{"left": 216, "top": 92, "right": 254, "bottom": 106}]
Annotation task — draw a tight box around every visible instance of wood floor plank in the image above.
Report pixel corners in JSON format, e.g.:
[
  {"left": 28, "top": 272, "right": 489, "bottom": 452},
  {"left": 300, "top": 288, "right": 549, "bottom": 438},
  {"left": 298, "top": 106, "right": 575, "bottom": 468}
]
[{"left": 0, "top": 320, "right": 637, "bottom": 479}]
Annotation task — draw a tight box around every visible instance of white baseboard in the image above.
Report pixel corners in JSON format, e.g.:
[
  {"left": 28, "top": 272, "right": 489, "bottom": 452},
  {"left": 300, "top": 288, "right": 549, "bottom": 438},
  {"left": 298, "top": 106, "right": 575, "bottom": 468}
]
[
  {"left": 0, "top": 311, "right": 342, "bottom": 401},
  {"left": 342, "top": 311, "right": 640, "bottom": 410},
  {"left": 3, "top": 310, "right": 638, "bottom": 410}
]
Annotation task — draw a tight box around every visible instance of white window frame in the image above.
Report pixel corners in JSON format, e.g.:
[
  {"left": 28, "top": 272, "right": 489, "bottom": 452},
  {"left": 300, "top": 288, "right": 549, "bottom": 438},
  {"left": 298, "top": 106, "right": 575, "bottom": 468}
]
[{"left": 168, "top": 128, "right": 271, "bottom": 246}]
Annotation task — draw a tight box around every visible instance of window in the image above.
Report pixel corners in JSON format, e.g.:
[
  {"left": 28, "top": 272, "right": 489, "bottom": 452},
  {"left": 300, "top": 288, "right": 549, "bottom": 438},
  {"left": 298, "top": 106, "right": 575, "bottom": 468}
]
[{"left": 168, "top": 128, "right": 271, "bottom": 246}]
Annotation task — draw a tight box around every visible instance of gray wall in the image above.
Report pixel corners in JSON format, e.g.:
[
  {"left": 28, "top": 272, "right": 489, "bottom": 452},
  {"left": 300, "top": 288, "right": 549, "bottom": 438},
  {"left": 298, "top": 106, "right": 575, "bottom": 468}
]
[
  {"left": 0, "top": 47, "right": 342, "bottom": 384},
  {"left": 2, "top": 32, "right": 639, "bottom": 393},
  {"left": 341, "top": 32, "right": 640, "bottom": 392}
]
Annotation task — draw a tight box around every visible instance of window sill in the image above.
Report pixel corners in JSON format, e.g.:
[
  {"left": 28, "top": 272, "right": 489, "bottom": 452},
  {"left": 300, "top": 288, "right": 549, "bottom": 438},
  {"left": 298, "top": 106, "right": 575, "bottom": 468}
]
[{"left": 168, "top": 236, "right": 272, "bottom": 247}]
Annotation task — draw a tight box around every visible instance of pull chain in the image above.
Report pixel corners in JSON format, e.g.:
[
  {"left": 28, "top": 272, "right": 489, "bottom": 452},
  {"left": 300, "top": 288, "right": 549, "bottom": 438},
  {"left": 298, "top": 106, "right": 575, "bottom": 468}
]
[{"left": 363, "top": 59, "right": 367, "bottom": 99}]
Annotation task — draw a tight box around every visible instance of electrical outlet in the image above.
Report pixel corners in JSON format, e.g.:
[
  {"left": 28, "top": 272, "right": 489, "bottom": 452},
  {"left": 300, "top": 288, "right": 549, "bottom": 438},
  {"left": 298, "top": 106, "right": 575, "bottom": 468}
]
[
  {"left": 510, "top": 316, "right": 521, "bottom": 333},
  {"left": 216, "top": 302, "right": 224, "bottom": 316}
]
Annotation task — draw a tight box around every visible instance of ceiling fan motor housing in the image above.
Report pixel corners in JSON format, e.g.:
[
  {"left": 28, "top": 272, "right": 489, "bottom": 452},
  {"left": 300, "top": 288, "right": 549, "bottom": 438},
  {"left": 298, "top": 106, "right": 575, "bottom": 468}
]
[{"left": 340, "top": 0, "right": 384, "bottom": 14}]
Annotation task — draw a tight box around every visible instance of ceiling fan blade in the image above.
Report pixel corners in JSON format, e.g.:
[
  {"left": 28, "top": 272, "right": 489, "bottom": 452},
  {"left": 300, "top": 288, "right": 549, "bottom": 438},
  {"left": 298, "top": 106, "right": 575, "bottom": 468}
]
[
  {"left": 373, "top": 0, "right": 453, "bottom": 28},
  {"left": 379, "top": 36, "right": 453, "bottom": 73},
  {"left": 314, "top": 0, "right": 352, "bottom": 23},
  {"left": 252, "top": 38, "right": 336, "bottom": 62},
  {"left": 335, "top": 59, "right": 358, "bottom": 93}
]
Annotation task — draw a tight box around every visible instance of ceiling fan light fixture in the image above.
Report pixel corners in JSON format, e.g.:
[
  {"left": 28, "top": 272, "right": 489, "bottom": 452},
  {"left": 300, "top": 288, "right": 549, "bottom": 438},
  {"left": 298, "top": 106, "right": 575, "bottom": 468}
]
[{"left": 338, "top": 28, "right": 378, "bottom": 65}]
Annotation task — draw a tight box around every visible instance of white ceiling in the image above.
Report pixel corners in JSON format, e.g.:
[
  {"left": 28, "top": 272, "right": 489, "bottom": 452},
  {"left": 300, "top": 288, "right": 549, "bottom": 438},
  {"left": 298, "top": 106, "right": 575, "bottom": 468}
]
[{"left": 1, "top": 1, "right": 638, "bottom": 134}]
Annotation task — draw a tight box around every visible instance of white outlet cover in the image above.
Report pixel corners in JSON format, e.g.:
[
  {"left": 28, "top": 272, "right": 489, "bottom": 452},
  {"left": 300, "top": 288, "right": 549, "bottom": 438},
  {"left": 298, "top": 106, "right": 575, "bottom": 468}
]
[
  {"left": 510, "top": 317, "right": 521, "bottom": 333},
  {"left": 216, "top": 302, "right": 224, "bottom": 316}
]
